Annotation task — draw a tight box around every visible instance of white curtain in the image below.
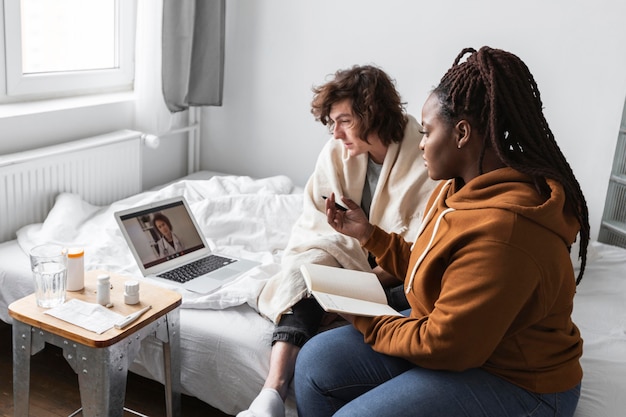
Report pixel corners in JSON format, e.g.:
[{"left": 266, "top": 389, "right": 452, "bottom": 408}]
[{"left": 134, "top": 0, "right": 183, "bottom": 135}]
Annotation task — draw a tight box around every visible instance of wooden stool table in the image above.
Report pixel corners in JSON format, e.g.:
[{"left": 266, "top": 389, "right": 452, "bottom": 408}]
[{"left": 9, "top": 270, "right": 182, "bottom": 417}]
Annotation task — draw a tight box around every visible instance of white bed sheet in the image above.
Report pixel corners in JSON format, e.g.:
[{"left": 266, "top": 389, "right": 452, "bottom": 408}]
[
  {"left": 571, "top": 241, "right": 626, "bottom": 417},
  {"left": 1, "top": 171, "right": 625, "bottom": 417}
]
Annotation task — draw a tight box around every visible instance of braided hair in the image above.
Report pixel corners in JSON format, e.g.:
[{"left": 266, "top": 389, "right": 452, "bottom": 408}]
[{"left": 433, "top": 46, "right": 589, "bottom": 284}]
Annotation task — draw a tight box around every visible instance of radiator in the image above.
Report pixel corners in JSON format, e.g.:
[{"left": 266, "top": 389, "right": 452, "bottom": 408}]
[{"left": 0, "top": 130, "right": 143, "bottom": 242}]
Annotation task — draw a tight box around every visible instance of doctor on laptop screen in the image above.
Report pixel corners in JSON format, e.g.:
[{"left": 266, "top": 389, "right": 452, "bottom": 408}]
[{"left": 120, "top": 202, "right": 204, "bottom": 269}]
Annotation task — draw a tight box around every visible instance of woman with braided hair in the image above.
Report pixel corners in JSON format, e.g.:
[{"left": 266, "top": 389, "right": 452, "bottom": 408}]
[{"left": 294, "top": 46, "right": 588, "bottom": 417}]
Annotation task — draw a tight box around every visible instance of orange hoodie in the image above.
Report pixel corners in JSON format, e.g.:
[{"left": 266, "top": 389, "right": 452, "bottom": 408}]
[{"left": 355, "top": 167, "right": 583, "bottom": 393}]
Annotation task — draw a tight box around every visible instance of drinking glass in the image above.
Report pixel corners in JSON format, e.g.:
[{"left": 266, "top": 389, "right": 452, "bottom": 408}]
[{"left": 29, "top": 243, "right": 67, "bottom": 308}]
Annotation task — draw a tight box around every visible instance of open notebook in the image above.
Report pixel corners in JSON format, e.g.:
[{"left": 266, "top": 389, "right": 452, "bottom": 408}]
[{"left": 114, "top": 196, "right": 259, "bottom": 293}]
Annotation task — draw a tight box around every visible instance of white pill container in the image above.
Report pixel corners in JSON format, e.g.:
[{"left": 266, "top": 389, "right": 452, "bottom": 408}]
[
  {"left": 97, "top": 273, "right": 111, "bottom": 306},
  {"left": 124, "top": 280, "right": 140, "bottom": 305},
  {"left": 66, "top": 247, "right": 84, "bottom": 291}
]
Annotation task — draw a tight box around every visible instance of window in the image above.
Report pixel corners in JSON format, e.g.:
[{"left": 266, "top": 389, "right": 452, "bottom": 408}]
[{"left": 1, "top": 0, "right": 136, "bottom": 102}]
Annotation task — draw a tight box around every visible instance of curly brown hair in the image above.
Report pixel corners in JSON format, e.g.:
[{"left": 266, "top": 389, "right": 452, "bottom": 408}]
[{"left": 310, "top": 65, "right": 407, "bottom": 146}]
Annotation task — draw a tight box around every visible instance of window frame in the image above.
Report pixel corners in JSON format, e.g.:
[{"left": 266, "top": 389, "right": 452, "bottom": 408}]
[{"left": 1, "top": 0, "right": 136, "bottom": 100}]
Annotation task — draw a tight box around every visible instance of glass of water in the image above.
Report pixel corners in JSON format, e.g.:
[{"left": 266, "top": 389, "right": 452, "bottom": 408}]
[{"left": 29, "top": 243, "right": 68, "bottom": 308}]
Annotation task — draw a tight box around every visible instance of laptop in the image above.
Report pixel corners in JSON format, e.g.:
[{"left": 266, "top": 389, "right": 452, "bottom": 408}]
[{"left": 114, "top": 196, "right": 259, "bottom": 293}]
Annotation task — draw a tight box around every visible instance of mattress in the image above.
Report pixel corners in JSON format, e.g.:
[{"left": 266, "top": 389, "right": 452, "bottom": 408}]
[{"left": 570, "top": 241, "right": 626, "bottom": 417}]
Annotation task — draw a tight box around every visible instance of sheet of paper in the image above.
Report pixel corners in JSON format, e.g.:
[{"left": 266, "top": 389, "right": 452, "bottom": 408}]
[{"left": 44, "top": 298, "right": 125, "bottom": 334}]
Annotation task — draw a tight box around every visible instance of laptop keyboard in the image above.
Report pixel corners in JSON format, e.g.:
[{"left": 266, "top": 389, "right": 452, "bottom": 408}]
[{"left": 157, "top": 255, "right": 237, "bottom": 283}]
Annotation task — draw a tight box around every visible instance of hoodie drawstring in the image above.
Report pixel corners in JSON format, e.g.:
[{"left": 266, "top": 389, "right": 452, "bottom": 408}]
[{"left": 406, "top": 180, "right": 455, "bottom": 294}]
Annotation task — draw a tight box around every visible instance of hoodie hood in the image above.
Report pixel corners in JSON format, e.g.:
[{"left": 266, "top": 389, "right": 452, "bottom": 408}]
[
  {"left": 446, "top": 167, "right": 580, "bottom": 246},
  {"left": 406, "top": 167, "right": 580, "bottom": 294}
]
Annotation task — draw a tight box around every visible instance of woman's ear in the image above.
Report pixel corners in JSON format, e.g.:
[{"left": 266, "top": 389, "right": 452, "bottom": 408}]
[{"left": 455, "top": 120, "right": 471, "bottom": 149}]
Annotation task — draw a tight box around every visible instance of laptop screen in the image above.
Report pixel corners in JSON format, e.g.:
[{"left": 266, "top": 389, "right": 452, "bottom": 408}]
[{"left": 117, "top": 199, "right": 206, "bottom": 270}]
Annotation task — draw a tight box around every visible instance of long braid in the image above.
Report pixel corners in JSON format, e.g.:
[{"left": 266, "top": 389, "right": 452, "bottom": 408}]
[{"left": 435, "top": 46, "right": 589, "bottom": 284}]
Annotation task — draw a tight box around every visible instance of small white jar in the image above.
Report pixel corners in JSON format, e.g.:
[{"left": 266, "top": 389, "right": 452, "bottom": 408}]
[
  {"left": 97, "top": 274, "right": 111, "bottom": 306},
  {"left": 124, "top": 280, "right": 140, "bottom": 305},
  {"left": 66, "top": 247, "right": 84, "bottom": 291}
]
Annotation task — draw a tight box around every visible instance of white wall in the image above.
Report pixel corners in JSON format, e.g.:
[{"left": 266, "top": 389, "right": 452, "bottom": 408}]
[{"left": 201, "top": 0, "right": 626, "bottom": 239}]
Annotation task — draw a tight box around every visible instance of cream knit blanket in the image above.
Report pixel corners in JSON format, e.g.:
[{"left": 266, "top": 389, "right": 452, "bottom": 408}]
[{"left": 257, "top": 115, "right": 436, "bottom": 323}]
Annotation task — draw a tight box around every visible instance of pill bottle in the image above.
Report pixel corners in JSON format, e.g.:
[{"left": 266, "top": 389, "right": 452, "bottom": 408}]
[
  {"left": 97, "top": 274, "right": 111, "bottom": 306},
  {"left": 66, "top": 247, "right": 85, "bottom": 291},
  {"left": 124, "top": 280, "right": 140, "bottom": 305}
]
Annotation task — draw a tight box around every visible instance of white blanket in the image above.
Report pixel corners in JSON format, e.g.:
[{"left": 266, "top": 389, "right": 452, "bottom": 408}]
[
  {"left": 16, "top": 175, "right": 304, "bottom": 310},
  {"left": 257, "top": 115, "right": 437, "bottom": 322}
]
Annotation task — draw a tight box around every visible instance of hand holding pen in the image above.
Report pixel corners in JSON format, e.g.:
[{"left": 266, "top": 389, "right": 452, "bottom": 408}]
[{"left": 323, "top": 193, "right": 373, "bottom": 245}]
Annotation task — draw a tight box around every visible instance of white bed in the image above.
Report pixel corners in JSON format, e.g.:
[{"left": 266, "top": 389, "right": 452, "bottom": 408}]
[
  {"left": 0, "top": 171, "right": 303, "bottom": 416},
  {"left": 1, "top": 158, "right": 625, "bottom": 417}
]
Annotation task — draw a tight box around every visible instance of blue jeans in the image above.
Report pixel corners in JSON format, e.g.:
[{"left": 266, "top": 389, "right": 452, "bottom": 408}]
[{"left": 294, "top": 324, "right": 580, "bottom": 417}]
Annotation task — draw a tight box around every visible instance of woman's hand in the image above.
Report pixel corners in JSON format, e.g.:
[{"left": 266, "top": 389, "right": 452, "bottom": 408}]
[
  {"left": 325, "top": 193, "right": 373, "bottom": 245},
  {"left": 373, "top": 266, "right": 401, "bottom": 288}
]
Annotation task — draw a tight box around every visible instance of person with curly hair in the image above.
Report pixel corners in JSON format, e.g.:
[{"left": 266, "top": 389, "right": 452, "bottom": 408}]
[{"left": 238, "top": 65, "right": 435, "bottom": 417}]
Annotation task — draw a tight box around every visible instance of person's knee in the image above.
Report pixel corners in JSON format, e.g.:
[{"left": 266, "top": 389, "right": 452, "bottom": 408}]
[
  {"left": 295, "top": 334, "right": 319, "bottom": 380},
  {"left": 296, "top": 326, "right": 353, "bottom": 386}
]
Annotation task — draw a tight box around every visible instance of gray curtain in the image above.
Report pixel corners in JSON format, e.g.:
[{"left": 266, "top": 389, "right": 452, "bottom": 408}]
[{"left": 162, "top": 0, "right": 225, "bottom": 112}]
